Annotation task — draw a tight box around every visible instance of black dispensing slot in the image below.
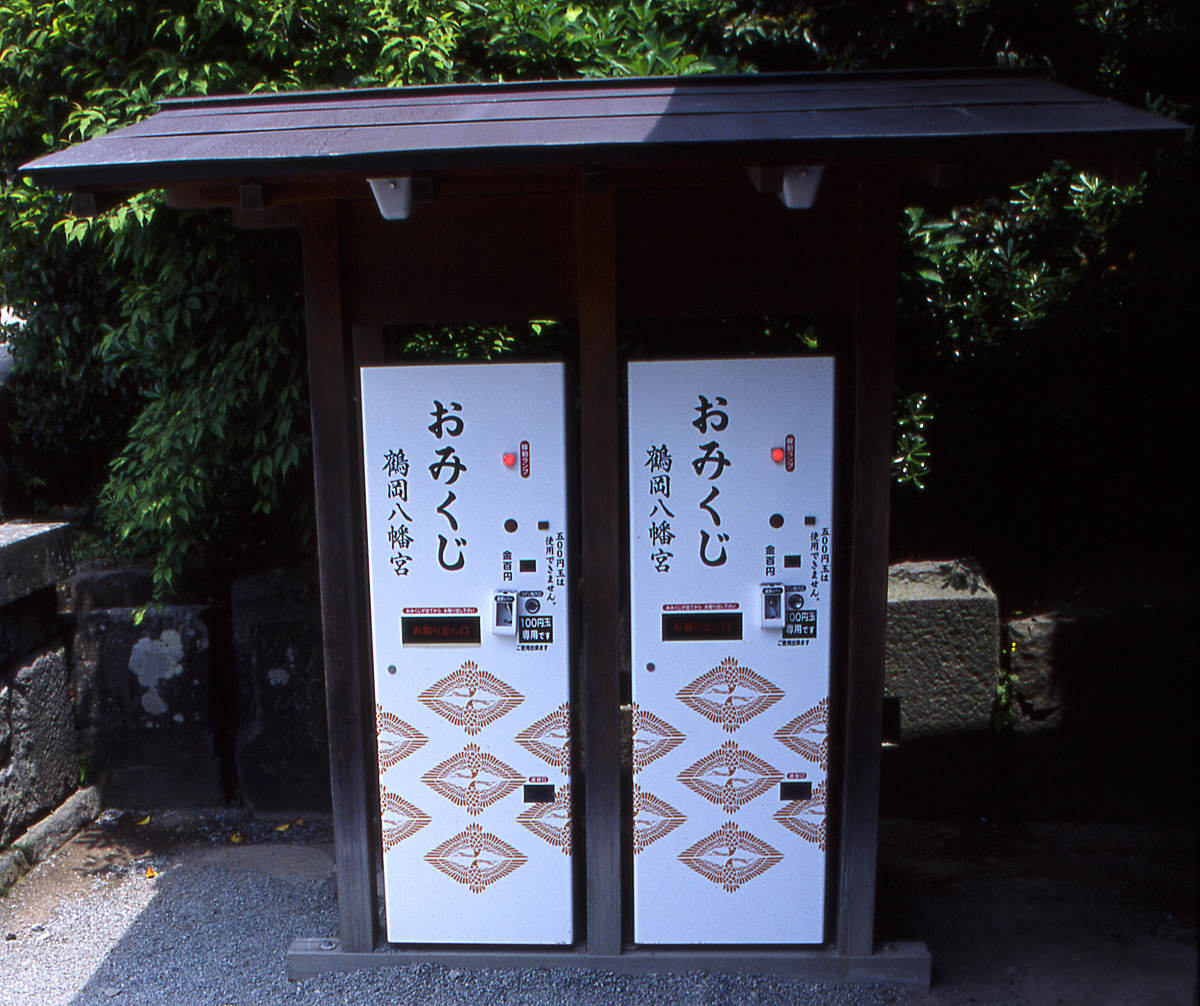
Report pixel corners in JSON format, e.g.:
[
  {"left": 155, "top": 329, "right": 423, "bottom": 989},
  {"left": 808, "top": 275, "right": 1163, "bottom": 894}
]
[
  {"left": 401, "top": 616, "right": 482, "bottom": 646},
  {"left": 661, "top": 612, "right": 743, "bottom": 642},
  {"left": 523, "top": 784, "right": 556, "bottom": 803},
  {"left": 780, "top": 781, "right": 813, "bottom": 801}
]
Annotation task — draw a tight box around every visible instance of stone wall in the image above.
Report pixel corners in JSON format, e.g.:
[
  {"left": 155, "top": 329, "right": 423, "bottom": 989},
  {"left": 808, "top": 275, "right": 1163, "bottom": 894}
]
[
  {"left": 881, "top": 559, "right": 1002, "bottom": 817},
  {"left": 0, "top": 523, "right": 75, "bottom": 845},
  {"left": 62, "top": 564, "right": 330, "bottom": 813},
  {"left": 71, "top": 605, "right": 223, "bottom": 807},
  {"left": 231, "top": 567, "right": 330, "bottom": 812}
]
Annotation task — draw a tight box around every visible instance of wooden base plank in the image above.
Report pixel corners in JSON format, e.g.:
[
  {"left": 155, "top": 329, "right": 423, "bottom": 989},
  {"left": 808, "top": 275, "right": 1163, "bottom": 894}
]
[{"left": 286, "top": 938, "right": 931, "bottom": 987}]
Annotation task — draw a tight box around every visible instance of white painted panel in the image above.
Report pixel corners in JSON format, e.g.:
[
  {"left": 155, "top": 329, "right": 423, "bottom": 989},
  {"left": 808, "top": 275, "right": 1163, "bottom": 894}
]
[
  {"left": 627, "top": 357, "right": 834, "bottom": 944},
  {"left": 361, "top": 362, "right": 572, "bottom": 945}
]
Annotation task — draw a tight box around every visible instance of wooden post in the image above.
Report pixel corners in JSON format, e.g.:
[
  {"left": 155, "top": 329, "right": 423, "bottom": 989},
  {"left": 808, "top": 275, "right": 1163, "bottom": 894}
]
[
  {"left": 836, "top": 180, "right": 899, "bottom": 957},
  {"left": 575, "top": 179, "right": 624, "bottom": 956},
  {"left": 302, "top": 202, "right": 380, "bottom": 953}
]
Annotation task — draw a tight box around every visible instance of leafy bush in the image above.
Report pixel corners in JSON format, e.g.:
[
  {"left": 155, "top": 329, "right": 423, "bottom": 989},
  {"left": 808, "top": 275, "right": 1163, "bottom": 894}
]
[
  {"left": 1, "top": 0, "right": 1195, "bottom": 599},
  {"left": 1, "top": 0, "right": 752, "bottom": 593}
]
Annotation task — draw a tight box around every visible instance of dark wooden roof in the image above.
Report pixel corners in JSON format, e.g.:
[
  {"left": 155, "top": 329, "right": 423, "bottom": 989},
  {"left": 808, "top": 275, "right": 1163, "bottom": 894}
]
[{"left": 22, "top": 69, "right": 1185, "bottom": 191}]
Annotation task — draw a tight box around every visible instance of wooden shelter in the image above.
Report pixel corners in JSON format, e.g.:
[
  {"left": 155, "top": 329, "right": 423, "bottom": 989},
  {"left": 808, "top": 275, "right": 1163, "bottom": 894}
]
[{"left": 23, "top": 69, "right": 1184, "bottom": 987}]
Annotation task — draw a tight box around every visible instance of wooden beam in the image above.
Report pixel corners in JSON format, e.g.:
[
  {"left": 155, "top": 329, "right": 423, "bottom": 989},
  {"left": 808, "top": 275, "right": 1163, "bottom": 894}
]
[
  {"left": 836, "top": 180, "right": 899, "bottom": 957},
  {"left": 232, "top": 204, "right": 301, "bottom": 229},
  {"left": 575, "top": 177, "right": 624, "bottom": 957},
  {"left": 301, "top": 201, "right": 380, "bottom": 954},
  {"left": 616, "top": 183, "right": 855, "bottom": 318},
  {"left": 340, "top": 194, "right": 575, "bottom": 325}
]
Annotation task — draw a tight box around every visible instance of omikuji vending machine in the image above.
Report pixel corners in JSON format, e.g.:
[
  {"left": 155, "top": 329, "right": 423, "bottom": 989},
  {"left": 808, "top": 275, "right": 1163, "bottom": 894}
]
[
  {"left": 360, "top": 362, "right": 573, "bottom": 944},
  {"left": 627, "top": 357, "right": 834, "bottom": 944}
]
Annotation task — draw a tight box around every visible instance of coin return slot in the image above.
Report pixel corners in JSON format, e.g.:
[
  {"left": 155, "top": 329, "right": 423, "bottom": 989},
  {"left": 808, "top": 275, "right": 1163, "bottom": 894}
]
[{"left": 780, "top": 781, "right": 813, "bottom": 801}]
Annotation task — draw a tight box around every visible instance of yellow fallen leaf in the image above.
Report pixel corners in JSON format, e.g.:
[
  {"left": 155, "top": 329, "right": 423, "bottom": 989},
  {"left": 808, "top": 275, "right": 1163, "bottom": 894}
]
[
  {"left": 144, "top": 866, "right": 158, "bottom": 878},
  {"left": 230, "top": 832, "right": 243, "bottom": 844},
  {"left": 274, "top": 822, "right": 291, "bottom": 833},
  {"left": 135, "top": 815, "right": 151, "bottom": 826},
  {"left": 293, "top": 818, "right": 305, "bottom": 827}
]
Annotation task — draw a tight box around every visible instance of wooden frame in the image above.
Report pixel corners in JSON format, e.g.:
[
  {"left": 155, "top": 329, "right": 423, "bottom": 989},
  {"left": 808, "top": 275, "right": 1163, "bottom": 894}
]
[{"left": 290, "top": 167, "right": 929, "bottom": 986}]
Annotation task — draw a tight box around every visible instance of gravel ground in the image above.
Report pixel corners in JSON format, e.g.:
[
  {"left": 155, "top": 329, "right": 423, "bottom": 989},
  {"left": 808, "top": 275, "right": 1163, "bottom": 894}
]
[{"left": 0, "top": 811, "right": 1193, "bottom": 1006}]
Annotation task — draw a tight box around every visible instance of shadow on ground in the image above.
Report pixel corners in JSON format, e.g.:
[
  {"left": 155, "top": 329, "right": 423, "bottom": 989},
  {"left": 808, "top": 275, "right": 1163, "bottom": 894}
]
[{"left": 0, "top": 813, "right": 1194, "bottom": 1005}]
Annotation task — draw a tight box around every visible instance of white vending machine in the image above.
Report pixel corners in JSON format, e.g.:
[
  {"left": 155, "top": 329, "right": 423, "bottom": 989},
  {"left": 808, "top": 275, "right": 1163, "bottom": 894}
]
[
  {"left": 360, "top": 362, "right": 573, "bottom": 944},
  {"left": 626, "top": 357, "right": 834, "bottom": 944}
]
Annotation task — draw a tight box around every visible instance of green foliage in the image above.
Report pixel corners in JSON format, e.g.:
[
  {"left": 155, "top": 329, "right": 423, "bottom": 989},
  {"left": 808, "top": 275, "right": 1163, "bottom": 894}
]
[
  {"left": 993, "top": 637, "right": 1020, "bottom": 733},
  {"left": 892, "top": 392, "right": 932, "bottom": 489},
  {"left": 450, "top": 1, "right": 738, "bottom": 79},
  {"left": 0, "top": 1, "right": 316, "bottom": 578},
  {"left": 992, "top": 667, "right": 1019, "bottom": 732},
  {"left": 0, "top": 0, "right": 1195, "bottom": 599},
  {"left": 891, "top": 160, "right": 1167, "bottom": 505},
  {"left": 392, "top": 319, "right": 575, "bottom": 361},
  {"left": 901, "top": 165, "right": 1149, "bottom": 362},
  {"left": 1, "top": 0, "right": 750, "bottom": 595}
]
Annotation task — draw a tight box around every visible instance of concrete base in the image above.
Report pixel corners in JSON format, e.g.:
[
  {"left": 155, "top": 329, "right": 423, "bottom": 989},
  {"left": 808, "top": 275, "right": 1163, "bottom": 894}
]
[{"left": 286, "top": 938, "right": 932, "bottom": 987}]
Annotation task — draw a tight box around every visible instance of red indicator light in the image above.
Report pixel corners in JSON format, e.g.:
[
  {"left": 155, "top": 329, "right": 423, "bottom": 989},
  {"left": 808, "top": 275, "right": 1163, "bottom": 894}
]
[
  {"left": 502, "top": 452, "right": 517, "bottom": 468},
  {"left": 771, "top": 446, "right": 785, "bottom": 463}
]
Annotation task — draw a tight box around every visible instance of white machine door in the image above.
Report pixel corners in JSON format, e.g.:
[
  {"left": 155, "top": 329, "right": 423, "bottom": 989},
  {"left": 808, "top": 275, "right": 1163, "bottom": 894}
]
[
  {"left": 361, "top": 362, "right": 573, "bottom": 945},
  {"left": 627, "top": 357, "right": 834, "bottom": 944}
]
